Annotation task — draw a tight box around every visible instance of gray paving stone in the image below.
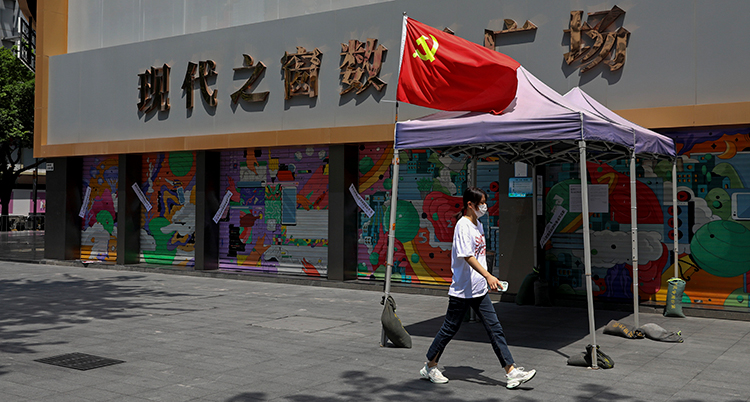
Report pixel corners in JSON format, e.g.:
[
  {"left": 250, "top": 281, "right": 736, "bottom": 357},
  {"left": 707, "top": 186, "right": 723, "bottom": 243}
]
[{"left": 2, "top": 261, "right": 750, "bottom": 401}]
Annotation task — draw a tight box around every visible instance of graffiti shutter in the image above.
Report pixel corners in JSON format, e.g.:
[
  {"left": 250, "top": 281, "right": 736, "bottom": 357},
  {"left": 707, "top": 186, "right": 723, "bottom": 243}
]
[
  {"left": 218, "top": 147, "right": 329, "bottom": 276},
  {"left": 139, "top": 152, "right": 197, "bottom": 267},
  {"left": 476, "top": 161, "right": 500, "bottom": 271},
  {"left": 80, "top": 156, "right": 118, "bottom": 262},
  {"left": 356, "top": 144, "right": 454, "bottom": 286}
]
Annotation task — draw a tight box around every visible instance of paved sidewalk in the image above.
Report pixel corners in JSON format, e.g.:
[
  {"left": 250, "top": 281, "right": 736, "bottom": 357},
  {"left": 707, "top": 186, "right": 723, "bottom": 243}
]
[{"left": 1, "top": 261, "right": 749, "bottom": 401}]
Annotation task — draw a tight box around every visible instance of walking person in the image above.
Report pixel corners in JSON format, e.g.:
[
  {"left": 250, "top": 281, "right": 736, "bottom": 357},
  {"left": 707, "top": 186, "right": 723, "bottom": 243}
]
[{"left": 420, "top": 186, "right": 537, "bottom": 389}]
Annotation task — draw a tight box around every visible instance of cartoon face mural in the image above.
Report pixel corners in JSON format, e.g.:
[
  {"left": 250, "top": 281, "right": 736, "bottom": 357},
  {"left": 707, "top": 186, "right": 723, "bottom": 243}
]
[
  {"left": 544, "top": 127, "right": 750, "bottom": 308},
  {"left": 357, "top": 144, "right": 500, "bottom": 285},
  {"left": 139, "top": 152, "right": 197, "bottom": 267},
  {"left": 80, "top": 156, "right": 118, "bottom": 262},
  {"left": 218, "top": 147, "right": 329, "bottom": 276}
]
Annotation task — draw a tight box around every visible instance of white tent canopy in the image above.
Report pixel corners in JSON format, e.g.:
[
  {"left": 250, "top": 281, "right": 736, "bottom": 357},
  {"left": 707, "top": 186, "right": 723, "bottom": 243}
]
[{"left": 382, "top": 67, "right": 676, "bottom": 367}]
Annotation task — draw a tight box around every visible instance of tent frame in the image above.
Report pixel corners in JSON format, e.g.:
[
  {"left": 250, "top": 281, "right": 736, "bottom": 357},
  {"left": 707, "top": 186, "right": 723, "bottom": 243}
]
[{"left": 380, "top": 132, "right": 678, "bottom": 369}]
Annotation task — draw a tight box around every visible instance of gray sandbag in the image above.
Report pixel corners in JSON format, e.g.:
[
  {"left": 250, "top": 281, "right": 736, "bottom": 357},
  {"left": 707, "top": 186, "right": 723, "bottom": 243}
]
[
  {"left": 603, "top": 320, "right": 644, "bottom": 339},
  {"left": 664, "top": 277, "right": 687, "bottom": 318},
  {"left": 637, "top": 323, "right": 683, "bottom": 343},
  {"left": 515, "top": 272, "right": 538, "bottom": 305},
  {"left": 567, "top": 344, "right": 614, "bottom": 369},
  {"left": 381, "top": 295, "right": 412, "bottom": 348}
]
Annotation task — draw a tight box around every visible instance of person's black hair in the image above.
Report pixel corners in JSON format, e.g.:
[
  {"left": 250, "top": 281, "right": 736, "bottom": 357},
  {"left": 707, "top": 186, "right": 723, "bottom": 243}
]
[{"left": 454, "top": 186, "right": 487, "bottom": 220}]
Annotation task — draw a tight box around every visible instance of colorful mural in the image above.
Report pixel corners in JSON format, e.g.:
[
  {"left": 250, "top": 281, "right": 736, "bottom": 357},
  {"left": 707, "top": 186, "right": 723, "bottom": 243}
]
[
  {"left": 218, "top": 147, "right": 329, "bottom": 276},
  {"left": 139, "top": 152, "right": 197, "bottom": 267},
  {"left": 80, "top": 156, "right": 118, "bottom": 262},
  {"left": 357, "top": 144, "right": 500, "bottom": 285},
  {"left": 544, "top": 127, "right": 750, "bottom": 308}
]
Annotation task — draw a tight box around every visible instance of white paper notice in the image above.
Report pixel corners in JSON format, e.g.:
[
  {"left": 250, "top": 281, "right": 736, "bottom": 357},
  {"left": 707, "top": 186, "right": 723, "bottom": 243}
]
[
  {"left": 349, "top": 184, "right": 374, "bottom": 218},
  {"left": 78, "top": 187, "right": 91, "bottom": 218},
  {"left": 569, "top": 184, "right": 609, "bottom": 213},
  {"left": 540, "top": 205, "right": 567, "bottom": 247},
  {"left": 131, "top": 183, "right": 153, "bottom": 212},
  {"left": 514, "top": 162, "right": 528, "bottom": 177},
  {"left": 213, "top": 190, "right": 233, "bottom": 223}
]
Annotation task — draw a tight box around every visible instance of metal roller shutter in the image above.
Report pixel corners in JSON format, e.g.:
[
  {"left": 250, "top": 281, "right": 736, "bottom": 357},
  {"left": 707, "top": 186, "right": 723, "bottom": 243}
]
[
  {"left": 80, "top": 155, "right": 119, "bottom": 262},
  {"left": 357, "top": 144, "right": 469, "bottom": 286},
  {"left": 139, "top": 152, "right": 196, "bottom": 267},
  {"left": 475, "top": 160, "right": 501, "bottom": 272},
  {"left": 218, "top": 147, "right": 329, "bottom": 276}
]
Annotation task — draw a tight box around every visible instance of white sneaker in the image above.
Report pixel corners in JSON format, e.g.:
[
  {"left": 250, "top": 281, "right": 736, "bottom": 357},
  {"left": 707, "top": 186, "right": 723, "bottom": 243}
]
[
  {"left": 420, "top": 363, "right": 449, "bottom": 384},
  {"left": 506, "top": 366, "right": 536, "bottom": 389}
]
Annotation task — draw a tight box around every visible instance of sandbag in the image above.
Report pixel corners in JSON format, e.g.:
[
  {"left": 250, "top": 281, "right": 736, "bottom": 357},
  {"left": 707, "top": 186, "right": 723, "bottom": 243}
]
[
  {"left": 567, "top": 344, "right": 614, "bottom": 369},
  {"left": 515, "top": 272, "right": 538, "bottom": 305},
  {"left": 381, "top": 295, "right": 412, "bottom": 348},
  {"left": 664, "top": 277, "right": 687, "bottom": 318},
  {"left": 638, "top": 323, "right": 683, "bottom": 343},
  {"left": 603, "top": 320, "right": 644, "bottom": 339}
]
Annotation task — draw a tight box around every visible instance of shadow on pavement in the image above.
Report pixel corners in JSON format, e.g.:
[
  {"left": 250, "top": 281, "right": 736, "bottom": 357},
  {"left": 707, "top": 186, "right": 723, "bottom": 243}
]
[
  {"left": 0, "top": 273, "right": 195, "bottom": 357},
  {"left": 403, "top": 302, "right": 631, "bottom": 354}
]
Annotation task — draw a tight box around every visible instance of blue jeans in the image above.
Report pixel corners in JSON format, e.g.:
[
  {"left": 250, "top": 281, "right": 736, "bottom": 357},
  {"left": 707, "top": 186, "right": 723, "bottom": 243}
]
[{"left": 426, "top": 294, "right": 515, "bottom": 368}]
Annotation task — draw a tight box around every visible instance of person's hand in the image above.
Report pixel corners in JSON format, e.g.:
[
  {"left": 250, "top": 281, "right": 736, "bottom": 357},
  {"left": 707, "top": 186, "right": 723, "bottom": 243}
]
[{"left": 486, "top": 275, "right": 501, "bottom": 291}]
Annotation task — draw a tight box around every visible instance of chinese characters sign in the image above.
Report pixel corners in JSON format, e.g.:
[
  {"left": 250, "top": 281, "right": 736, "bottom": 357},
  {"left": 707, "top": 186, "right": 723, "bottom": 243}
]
[
  {"left": 137, "top": 64, "right": 171, "bottom": 112},
  {"left": 137, "top": 37, "right": 393, "bottom": 114},
  {"left": 563, "top": 5, "right": 629, "bottom": 73},
  {"left": 281, "top": 47, "right": 322, "bottom": 99},
  {"left": 339, "top": 38, "right": 387, "bottom": 95},
  {"left": 231, "top": 54, "right": 269, "bottom": 104}
]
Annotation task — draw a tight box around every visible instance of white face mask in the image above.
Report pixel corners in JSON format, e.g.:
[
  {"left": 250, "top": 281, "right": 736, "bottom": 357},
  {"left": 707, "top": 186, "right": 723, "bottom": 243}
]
[{"left": 474, "top": 203, "right": 487, "bottom": 218}]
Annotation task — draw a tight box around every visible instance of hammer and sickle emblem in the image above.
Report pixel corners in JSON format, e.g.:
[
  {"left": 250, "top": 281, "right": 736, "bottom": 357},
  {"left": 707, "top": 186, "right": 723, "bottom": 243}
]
[{"left": 412, "top": 34, "right": 439, "bottom": 62}]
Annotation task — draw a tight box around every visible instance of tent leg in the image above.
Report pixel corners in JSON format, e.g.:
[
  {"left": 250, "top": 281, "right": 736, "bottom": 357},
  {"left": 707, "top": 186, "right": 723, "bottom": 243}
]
[
  {"left": 468, "top": 153, "right": 478, "bottom": 322},
  {"left": 630, "top": 152, "right": 639, "bottom": 329},
  {"left": 578, "top": 141, "right": 598, "bottom": 368},
  {"left": 672, "top": 158, "right": 679, "bottom": 278},
  {"left": 381, "top": 150, "right": 401, "bottom": 347},
  {"left": 532, "top": 165, "right": 538, "bottom": 270}
]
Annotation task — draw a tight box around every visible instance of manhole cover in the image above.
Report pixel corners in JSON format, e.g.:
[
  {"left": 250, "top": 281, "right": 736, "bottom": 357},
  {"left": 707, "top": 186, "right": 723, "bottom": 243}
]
[{"left": 35, "top": 353, "right": 125, "bottom": 370}]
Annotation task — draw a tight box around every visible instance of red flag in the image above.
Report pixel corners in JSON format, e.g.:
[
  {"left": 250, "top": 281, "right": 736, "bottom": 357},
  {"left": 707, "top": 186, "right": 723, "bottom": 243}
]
[{"left": 397, "top": 17, "right": 520, "bottom": 114}]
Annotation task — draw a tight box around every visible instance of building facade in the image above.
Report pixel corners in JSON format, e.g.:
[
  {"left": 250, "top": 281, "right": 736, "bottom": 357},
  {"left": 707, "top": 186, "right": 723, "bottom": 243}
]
[{"left": 37, "top": 1, "right": 750, "bottom": 308}]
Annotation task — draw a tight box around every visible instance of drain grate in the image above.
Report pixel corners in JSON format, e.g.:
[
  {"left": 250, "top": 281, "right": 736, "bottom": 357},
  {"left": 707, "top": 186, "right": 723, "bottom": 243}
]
[{"left": 35, "top": 353, "right": 125, "bottom": 370}]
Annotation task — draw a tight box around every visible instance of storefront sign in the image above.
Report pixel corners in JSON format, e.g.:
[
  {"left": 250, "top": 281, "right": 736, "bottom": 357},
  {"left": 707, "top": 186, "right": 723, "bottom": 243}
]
[
  {"left": 563, "top": 5, "right": 629, "bottom": 73},
  {"left": 138, "top": 38, "right": 387, "bottom": 115}
]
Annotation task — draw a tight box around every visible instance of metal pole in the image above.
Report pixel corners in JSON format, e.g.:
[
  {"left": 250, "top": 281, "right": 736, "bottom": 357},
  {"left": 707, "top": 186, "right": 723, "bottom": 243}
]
[
  {"left": 532, "top": 165, "right": 538, "bottom": 270},
  {"left": 629, "top": 151, "right": 639, "bottom": 329},
  {"left": 672, "top": 158, "right": 679, "bottom": 278},
  {"left": 32, "top": 158, "right": 38, "bottom": 230},
  {"left": 578, "top": 140, "right": 597, "bottom": 368},
  {"left": 381, "top": 149, "right": 401, "bottom": 347}
]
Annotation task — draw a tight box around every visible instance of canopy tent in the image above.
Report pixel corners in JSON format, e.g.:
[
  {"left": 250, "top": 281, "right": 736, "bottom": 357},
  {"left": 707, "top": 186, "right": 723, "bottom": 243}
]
[
  {"left": 382, "top": 66, "right": 676, "bottom": 367},
  {"left": 562, "top": 87, "right": 680, "bottom": 329}
]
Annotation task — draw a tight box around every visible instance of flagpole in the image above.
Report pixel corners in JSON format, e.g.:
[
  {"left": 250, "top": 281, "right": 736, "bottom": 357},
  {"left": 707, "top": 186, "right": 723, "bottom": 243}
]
[{"left": 381, "top": 12, "right": 409, "bottom": 347}]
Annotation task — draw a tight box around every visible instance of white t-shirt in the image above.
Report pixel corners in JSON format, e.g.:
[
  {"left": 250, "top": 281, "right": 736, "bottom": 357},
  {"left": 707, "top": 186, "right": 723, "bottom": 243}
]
[{"left": 448, "top": 216, "right": 488, "bottom": 299}]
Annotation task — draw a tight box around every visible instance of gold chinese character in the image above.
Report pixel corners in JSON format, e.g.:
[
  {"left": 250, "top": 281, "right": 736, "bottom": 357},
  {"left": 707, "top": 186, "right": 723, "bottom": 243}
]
[
  {"left": 563, "top": 6, "right": 629, "bottom": 73},
  {"left": 281, "top": 47, "right": 322, "bottom": 99},
  {"left": 181, "top": 60, "right": 218, "bottom": 109},
  {"left": 339, "top": 38, "right": 387, "bottom": 95},
  {"left": 138, "top": 64, "right": 171, "bottom": 112},
  {"left": 231, "top": 54, "right": 269, "bottom": 104}
]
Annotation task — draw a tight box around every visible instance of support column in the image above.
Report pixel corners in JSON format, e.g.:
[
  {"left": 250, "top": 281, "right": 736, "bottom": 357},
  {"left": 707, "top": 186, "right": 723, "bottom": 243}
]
[
  {"left": 327, "top": 144, "right": 359, "bottom": 281},
  {"left": 44, "top": 157, "right": 82, "bottom": 260},
  {"left": 195, "top": 151, "right": 220, "bottom": 271},
  {"left": 117, "top": 154, "right": 142, "bottom": 265}
]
